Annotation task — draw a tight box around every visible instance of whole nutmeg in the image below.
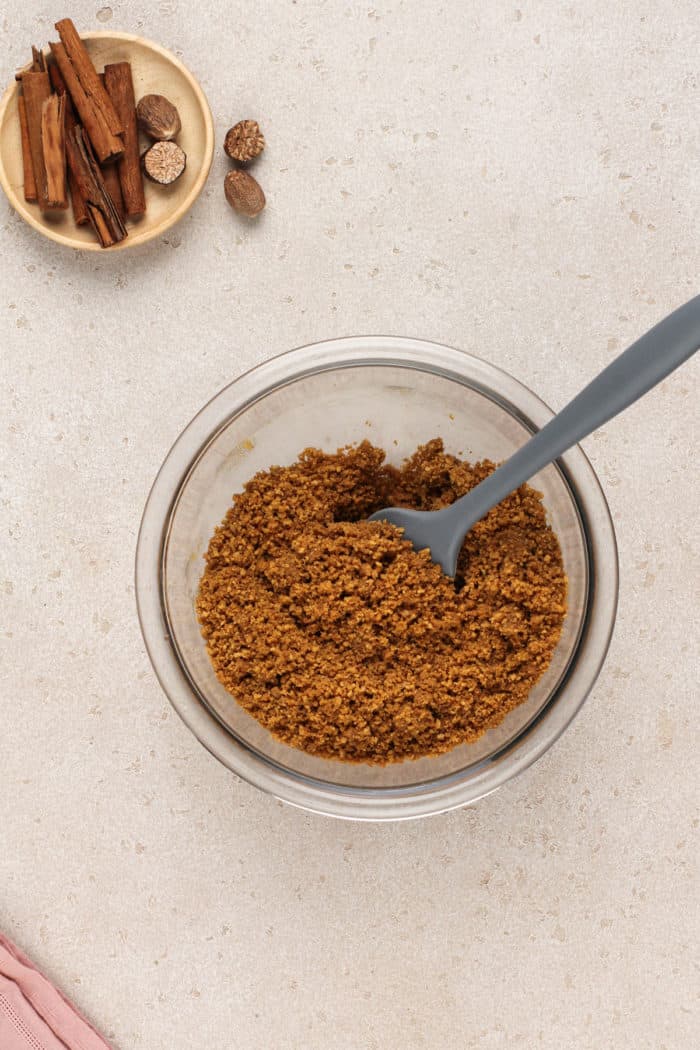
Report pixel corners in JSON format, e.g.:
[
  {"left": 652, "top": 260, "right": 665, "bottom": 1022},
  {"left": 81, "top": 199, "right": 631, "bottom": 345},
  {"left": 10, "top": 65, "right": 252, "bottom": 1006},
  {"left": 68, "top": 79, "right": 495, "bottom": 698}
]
[
  {"left": 136, "top": 94, "right": 181, "bottom": 141},
  {"left": 224, "top": 169, "right": 266, "bottom": 217},
  {"left": 224, "top": 119, "right": 265, "bottom": 163}
]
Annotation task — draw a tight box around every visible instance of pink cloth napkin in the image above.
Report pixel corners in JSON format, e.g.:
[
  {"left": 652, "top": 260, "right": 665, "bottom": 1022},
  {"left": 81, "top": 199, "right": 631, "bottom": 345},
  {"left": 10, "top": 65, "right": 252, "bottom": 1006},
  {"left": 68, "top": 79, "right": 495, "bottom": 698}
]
[{"left": 0, "top": 934, "right": 111, "bottom": 1050}]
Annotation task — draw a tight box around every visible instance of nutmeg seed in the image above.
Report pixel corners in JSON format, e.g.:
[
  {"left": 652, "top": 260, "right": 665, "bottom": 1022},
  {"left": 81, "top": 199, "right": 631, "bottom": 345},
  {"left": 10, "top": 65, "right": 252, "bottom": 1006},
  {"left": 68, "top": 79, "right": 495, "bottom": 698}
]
[
  {"left": 224, "top": 169, "right": 266, "bottom": 217},
  {"left": 136, "top": 93, "right": 181, "bottom": 141},
  {"left": 142, "top": 140, "right": 187, "bottom": 185},
  {"left": 224, "top": 119, "right": 265, "bottom": 163}
]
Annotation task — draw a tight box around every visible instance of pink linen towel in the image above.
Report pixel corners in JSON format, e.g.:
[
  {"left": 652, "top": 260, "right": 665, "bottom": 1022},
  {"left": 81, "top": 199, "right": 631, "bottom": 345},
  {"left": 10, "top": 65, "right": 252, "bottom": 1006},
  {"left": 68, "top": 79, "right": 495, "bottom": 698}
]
[{"left": 0, "top": 934, "right": 111, "bottom": 1050}]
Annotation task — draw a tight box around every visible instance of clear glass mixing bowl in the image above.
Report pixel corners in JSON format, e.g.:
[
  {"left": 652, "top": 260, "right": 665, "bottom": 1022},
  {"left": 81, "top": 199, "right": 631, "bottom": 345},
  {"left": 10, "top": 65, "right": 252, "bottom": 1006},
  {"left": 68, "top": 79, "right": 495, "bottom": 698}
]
[{"left": 135, "top": 337, "right": 618, "bottom": 820}]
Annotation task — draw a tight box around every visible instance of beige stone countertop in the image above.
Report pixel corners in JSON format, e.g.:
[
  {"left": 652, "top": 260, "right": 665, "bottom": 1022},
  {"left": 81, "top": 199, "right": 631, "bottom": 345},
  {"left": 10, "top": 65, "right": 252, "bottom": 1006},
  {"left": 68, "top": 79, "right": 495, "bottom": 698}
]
[{"left": 1, "top": 2, "right": 698, "bottom": 1048}]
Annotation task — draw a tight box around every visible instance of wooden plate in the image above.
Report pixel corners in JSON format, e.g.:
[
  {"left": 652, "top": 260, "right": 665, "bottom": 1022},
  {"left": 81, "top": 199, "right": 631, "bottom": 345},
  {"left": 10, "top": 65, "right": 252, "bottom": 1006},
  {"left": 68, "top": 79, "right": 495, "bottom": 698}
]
[{"left": 0, "top": 31, "right": 214, "bottom": 250}]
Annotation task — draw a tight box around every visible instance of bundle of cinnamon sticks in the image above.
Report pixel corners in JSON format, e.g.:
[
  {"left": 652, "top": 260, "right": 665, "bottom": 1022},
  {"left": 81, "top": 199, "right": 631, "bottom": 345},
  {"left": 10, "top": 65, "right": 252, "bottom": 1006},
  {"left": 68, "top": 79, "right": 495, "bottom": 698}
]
[{"left": 17, "top": 18, "right": 145, "bottom": 247}]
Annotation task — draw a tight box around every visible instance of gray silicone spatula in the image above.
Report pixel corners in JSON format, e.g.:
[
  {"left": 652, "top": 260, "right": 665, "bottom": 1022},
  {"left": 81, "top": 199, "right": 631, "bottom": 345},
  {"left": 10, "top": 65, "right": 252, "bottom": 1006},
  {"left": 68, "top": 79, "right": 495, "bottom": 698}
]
[{"left": 370, "top": 295, "right": 700, "bottom": 576}]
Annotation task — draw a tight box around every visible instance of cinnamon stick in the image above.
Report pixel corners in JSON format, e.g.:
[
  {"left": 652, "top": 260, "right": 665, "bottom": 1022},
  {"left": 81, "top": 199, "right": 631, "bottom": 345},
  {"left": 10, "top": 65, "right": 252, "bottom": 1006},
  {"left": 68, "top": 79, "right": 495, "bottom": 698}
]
[
  {"left": 65, "top": 125, "right": 127, "bottom": 247},
  {"left": 48, "top": 59, "right": 89, "bottom": 224},
  {"left": 103, "top": 62, "right": 146, "bottom": 218},
  {"left": 18, "top": 96, "right": 37, "bottom": 202},
  {"left": 99, "top": 75, "right": 126, "bottom": 223},
  {"left": 21, "top": 70, "right": 51, "bottom": 210},
  {"left": 31, "top": 46, "right": 46, "bottom": 73},
  {"left": 49, "top": 35, "right": 123, "bottom": 163},
  {"left": 101, "top": 161, "right": 125, "bottom": 222},
  {"left": 47, "top": 60, "right": 63, "bottom": 95},
  {"left": 14, "top": 47, "right": 43, "bottom": 82},
  {"left": 41, "top": 93, "right": 68, "bottom": 209}
]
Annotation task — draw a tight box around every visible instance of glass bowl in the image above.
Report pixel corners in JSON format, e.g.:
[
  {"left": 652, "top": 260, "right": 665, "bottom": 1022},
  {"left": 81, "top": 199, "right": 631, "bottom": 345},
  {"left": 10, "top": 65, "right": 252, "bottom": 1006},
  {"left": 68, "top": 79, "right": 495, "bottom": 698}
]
[{"left": 135, "top": 337, "right": 618, "bottom": 820}]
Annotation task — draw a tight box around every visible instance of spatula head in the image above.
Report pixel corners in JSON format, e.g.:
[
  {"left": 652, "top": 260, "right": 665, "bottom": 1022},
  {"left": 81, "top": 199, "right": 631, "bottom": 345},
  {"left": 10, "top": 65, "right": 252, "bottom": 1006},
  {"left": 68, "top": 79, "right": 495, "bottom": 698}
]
[{"left": 368, "top": 505, "right": 461, "bottom": 577}]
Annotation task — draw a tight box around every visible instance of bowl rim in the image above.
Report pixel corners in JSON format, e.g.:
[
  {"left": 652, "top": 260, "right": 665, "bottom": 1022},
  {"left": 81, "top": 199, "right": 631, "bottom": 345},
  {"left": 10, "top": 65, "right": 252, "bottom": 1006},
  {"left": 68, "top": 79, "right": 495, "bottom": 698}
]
[
  {"left": 0, "top": 30, "right": 215, "bottom": 252},
  {"left": 135, "top": 336, "right": 619, "bottom": 820}
]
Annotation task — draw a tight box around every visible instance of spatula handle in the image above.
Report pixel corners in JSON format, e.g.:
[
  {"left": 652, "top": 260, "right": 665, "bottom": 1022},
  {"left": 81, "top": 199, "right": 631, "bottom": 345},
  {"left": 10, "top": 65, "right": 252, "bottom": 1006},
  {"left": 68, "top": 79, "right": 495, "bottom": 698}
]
[{"left": 447, "top": 294, "right": 700, "bottom": 535}]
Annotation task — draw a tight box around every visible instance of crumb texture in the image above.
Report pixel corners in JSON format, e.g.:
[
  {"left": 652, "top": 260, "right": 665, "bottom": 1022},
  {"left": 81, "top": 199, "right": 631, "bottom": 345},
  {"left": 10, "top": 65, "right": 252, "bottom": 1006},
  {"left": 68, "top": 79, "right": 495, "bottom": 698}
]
[{"left": 197, "top": 440, "right": 567, "bottom": 763}]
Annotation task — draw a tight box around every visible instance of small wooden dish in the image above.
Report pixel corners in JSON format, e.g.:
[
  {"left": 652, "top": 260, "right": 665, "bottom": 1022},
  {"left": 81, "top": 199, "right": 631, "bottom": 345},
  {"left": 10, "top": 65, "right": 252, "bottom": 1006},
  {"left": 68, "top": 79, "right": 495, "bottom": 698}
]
[{"left": 0, "top": 31, "right": 214, "bottom": 250}]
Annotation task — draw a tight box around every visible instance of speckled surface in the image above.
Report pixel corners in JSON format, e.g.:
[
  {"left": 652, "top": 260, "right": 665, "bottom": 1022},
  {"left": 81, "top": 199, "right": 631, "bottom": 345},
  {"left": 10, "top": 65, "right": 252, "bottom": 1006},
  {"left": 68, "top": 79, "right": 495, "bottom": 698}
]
[{"left": 1, "top": 2, "right": 698, "bottom": 1048}]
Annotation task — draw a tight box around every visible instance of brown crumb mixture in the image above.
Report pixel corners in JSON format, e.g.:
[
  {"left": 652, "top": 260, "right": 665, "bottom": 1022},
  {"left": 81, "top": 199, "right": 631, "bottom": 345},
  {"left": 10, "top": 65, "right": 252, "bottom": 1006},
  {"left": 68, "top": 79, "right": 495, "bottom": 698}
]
[{"left": 196, "top": 439, "right": 567, "bottom": 764}]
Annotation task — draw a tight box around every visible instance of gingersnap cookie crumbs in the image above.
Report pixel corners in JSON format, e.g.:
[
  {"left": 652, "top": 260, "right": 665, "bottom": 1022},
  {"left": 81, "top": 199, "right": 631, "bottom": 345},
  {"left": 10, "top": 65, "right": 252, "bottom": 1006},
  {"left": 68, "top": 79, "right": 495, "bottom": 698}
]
[{"left": 196, "top": 439, "right": 567, "bottom": 763}]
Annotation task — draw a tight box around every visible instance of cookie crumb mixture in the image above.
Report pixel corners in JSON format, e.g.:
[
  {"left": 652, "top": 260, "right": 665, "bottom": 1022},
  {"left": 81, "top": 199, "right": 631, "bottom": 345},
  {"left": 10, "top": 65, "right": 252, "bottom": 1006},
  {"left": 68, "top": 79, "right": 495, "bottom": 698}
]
[{"left": 196, "top": 440, "right": 567, "bottom": 763}]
